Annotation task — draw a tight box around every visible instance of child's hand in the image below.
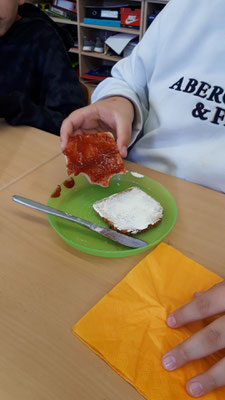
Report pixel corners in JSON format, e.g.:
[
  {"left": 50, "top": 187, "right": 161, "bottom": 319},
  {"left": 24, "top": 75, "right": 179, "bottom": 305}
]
[
  {"left": 60, "top": 96, "right": 134, "bottom": 158},
  {"left": 162, "top": 281, "right": 225, "bottom": 397}
]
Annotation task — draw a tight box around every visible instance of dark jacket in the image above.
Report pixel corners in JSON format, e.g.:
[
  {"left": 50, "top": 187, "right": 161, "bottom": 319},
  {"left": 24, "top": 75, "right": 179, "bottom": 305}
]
[{"left": 0, "top": 7, "right": 85, "bottom": 135}]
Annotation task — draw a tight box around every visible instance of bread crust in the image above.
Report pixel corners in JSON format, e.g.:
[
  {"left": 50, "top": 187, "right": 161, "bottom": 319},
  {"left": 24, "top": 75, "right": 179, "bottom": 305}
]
[{"left": 98, "top": 215, "right": 162, "bottom": 235}]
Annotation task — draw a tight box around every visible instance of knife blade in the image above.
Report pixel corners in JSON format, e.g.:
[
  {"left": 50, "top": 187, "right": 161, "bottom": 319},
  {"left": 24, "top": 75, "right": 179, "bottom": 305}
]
[{"left": 12, "top": 195, "right": 148, "bottom": 249}]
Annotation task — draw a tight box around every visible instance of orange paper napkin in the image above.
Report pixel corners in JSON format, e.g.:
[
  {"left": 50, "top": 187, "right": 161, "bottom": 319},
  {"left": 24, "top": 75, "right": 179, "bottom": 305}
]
[{"left": 73, "top": 243, "right": 225, "bottom": 399}]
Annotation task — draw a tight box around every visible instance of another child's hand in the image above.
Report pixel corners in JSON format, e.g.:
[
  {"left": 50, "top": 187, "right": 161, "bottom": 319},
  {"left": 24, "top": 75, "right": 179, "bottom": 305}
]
[
  {"left": 162, "top": 281, "right": 225, "bottom": 397},
  {"left": 60, "top": 96, "right": 134, "bottom": 158}
]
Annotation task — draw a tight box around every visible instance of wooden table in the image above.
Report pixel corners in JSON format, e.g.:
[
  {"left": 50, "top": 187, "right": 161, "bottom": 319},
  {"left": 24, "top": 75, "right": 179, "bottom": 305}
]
[
  {"left": 0, "top": 120, "right": 60, "bottom": 190},
  {"left": 0, "top": 125, "right": 225, "bottom": 400}
]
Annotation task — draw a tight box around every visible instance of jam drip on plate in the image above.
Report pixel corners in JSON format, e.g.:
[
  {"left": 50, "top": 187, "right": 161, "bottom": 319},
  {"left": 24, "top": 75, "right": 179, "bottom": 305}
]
[
  {"left": 51, "top": 185, "right": 62, "bottom": 198},
  {"left": 63, "top": 177, "right": 75, "bottom": 188}
]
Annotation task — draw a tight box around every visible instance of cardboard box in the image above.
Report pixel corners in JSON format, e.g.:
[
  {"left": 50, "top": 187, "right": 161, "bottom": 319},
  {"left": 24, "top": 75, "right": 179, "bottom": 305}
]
[{"left": 120, "top": 7, "right": 141, "bottom": 28}]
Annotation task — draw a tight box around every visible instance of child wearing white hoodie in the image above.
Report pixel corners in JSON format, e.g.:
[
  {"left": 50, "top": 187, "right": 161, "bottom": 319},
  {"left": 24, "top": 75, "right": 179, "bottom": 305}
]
[
  {"left": 60, "top": 1, "right": 225, "bottom": 397},
  {"left": 61, "top": 0, "right": 225, "bottom": 194}
]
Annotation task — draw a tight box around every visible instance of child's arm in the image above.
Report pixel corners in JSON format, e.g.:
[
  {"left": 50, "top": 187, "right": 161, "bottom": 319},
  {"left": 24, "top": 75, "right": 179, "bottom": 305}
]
[
  {"left": 60, "top": 10, "right": 163, "bottom": 152},
  {"left": 162, "top": 281, "right": 225, "bottom": 397}
]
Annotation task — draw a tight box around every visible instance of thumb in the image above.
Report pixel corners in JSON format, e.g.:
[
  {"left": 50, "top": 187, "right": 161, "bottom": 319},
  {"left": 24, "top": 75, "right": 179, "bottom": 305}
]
[
  {"left": 60, "top": 117, "right": 73, "bottom": 152},
  {"left": 116, "top": 118, "right": 132, "bottom": 158},
  {"left": 60, "top": 107, "right": 87, "bottom": 152}
]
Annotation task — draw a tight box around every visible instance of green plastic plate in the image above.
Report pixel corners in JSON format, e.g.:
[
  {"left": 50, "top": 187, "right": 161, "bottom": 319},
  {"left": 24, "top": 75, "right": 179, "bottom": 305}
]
[{"left": 47, "top": 171, "right": 177, "bottom": 257}]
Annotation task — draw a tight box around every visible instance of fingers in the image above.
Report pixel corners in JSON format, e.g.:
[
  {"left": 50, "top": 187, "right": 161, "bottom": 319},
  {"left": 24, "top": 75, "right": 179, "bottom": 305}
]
[
  {"left": 186, "top": 357, "right": 225, "bottom": 397},
  {"left": 162, "top": 315, "right": 225, "bottom": 372},
  {"left": 167, "top": 281, "right": 225, "bottom": 329},
  {"left": 162, "top": 282, "right": 225, "bottom": 397}
]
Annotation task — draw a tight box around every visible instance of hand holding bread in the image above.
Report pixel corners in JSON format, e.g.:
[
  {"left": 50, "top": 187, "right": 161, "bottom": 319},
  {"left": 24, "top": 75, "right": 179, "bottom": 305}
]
[{"left": 60, "top": 96, "right": 134, "bottom": 158}]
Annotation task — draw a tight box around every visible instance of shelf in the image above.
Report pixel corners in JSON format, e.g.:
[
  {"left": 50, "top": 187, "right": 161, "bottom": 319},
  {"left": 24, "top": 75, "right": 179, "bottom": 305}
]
[
  {"left": 50, "top": 0, "right": 167, "bottom": 84},
  {"left": 146, "top": 0, "right": 168, "bottom": 3},
  {"left": 50, "top": 16, "right": 77, "bottom": 25},
  {"left": 81, "top": 51, "right": 121, "bottom": 62},
  {"left": 69, "top": 47, "right": 79, "bottom": 54},
  {"left": 80, "top": 22, "right": 140, "bottom": 35}
]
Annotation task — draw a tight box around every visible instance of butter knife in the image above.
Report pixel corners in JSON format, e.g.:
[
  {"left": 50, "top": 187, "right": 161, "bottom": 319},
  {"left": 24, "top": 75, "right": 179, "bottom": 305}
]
[{"left": 12, "top": 195, "right": 148, "bottom": 249}]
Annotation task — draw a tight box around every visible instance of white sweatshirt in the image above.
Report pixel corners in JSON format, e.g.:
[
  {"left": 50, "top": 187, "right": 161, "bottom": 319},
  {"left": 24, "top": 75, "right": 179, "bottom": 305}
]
[{"left": 92, "top": 0, "right": 225, "bottom": 193}]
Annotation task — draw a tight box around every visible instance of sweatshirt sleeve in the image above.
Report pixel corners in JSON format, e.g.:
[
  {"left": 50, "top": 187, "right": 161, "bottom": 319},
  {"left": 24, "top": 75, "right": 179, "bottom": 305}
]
[
  {"left": 2, "top": 23, "right": 85, "bottom": 135},
  {"left": 91, "top": 10, "right": 163, "bottom": 145}
]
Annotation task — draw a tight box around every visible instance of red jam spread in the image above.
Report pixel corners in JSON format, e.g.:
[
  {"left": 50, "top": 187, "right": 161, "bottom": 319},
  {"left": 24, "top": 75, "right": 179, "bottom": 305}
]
[
  {"left": 51, "top": 185, "right": 61, "bottom": 198},
  {"left": 63, "top": 132, "right": 126, "bottom": 187}
]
